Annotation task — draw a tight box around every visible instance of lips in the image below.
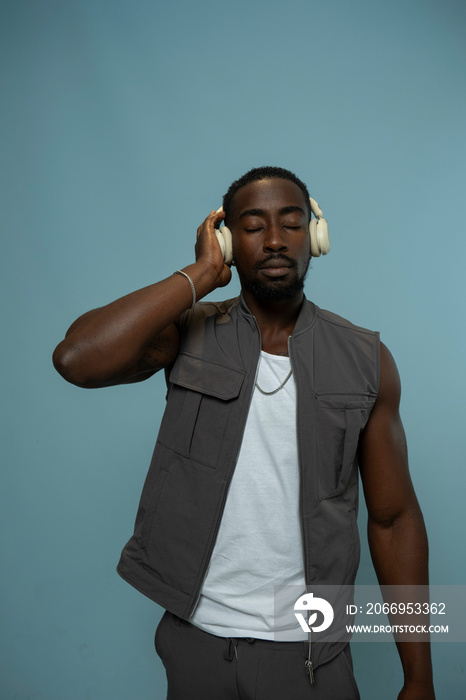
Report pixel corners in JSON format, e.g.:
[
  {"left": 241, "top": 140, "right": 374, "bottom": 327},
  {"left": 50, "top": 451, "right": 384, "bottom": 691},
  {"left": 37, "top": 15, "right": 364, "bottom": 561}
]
[
  {"left": 261, "top": 260, "right": 292, "bottom": 269},
  {"left": 260, "top": 267, "right": 291, "bottom": 278},
  {"left": 258, "top": 257, "right": 295, "bottom": 277}
]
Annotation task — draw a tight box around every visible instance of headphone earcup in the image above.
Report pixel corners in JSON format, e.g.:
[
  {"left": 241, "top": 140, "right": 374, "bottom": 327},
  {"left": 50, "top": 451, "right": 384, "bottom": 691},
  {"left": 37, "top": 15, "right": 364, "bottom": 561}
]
[
  {"left": 316, "top": 218, "right": 330, "bottom": 255},
  {"left": 214, "top": 226, "right": 233, "bottom": 264},
  {"left": 309, "top": 218, "right": 330, "bottom": 257},
  {"left": 309, "top": 219, "right": 321, "bottom": 257}
]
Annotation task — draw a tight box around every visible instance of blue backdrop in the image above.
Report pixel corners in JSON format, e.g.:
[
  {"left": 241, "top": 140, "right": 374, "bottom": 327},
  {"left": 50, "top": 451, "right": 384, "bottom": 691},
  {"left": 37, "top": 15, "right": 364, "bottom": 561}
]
[{"left": 1, "top": 1, "right": 465, "bottom": 698}]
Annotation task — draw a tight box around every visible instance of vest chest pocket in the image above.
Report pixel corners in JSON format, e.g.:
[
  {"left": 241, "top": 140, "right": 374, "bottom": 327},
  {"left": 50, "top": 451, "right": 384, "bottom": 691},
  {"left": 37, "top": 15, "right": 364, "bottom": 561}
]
[
  {"left": 158, "top": 353, "right": 246, "bottom": 469},
  {"left": 315, "top": 393, "right": 376, "bottom": 500}
]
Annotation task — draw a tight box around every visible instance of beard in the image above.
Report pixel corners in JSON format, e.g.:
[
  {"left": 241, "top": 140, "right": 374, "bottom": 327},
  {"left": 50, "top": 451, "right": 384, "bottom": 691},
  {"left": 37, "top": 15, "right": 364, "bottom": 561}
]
[{"left": 237, "top": 254, "right": 310, "bottom": 303}]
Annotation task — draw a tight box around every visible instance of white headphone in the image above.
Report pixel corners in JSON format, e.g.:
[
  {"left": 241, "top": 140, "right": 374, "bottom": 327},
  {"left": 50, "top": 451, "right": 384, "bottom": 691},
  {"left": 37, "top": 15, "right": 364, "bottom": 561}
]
[{"left": 215, "top": 197, "right": 330, "bottom": 265}]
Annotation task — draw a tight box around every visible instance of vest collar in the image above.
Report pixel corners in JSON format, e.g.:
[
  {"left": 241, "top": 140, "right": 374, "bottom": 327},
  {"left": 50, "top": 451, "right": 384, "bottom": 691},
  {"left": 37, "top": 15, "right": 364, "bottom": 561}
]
[{"left": 237, "top": 292, "right": 318, "bottom": 335}]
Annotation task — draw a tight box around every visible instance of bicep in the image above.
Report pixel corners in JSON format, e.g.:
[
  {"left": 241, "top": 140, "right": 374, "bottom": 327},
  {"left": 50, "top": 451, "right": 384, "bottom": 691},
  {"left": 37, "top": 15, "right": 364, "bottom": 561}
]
[{"left": 359, "top": 343, "right": 418, "bottom": 525}]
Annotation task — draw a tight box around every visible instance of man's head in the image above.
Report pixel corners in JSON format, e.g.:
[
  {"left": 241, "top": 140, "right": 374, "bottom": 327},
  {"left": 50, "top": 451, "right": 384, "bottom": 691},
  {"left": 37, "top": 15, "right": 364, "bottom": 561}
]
[{"left": 222, "top": 168, "right": 312, "bottom": 303}]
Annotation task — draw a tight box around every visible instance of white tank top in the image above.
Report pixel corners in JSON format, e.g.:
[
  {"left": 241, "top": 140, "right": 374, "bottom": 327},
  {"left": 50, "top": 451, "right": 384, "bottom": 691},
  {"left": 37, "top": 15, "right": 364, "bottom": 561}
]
[{"left": 190, "top": 350, "right": 307, "bottom": 640}]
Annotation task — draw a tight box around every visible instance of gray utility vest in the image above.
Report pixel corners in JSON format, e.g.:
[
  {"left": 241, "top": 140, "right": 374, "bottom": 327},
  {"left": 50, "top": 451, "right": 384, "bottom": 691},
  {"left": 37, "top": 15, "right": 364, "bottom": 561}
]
[{"left": 117, "top": 296, "right": 380, "bottom": 662}]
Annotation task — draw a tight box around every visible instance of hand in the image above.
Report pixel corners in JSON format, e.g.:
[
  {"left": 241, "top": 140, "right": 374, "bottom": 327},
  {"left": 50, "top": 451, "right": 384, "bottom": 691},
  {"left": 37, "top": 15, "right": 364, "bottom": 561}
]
[
  {"left": 195, "top": 210, "right": 232, "bottom": 288},
  {"left": 397, "top": 680, "right": 436, "bottom": 700}
]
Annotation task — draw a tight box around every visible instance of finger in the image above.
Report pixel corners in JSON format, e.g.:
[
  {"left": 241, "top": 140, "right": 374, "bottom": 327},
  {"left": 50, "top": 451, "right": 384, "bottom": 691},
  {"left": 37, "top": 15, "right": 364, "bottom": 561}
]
[
  {"left": 212, "top": 209, "right": 225, "bottom": 227},
  {"left": 208, "top": 208, "right": 225, "bottom": 223},
  {"left": 197, "top": 209, "right": 225, "bottom": 235},
  {"left": 197, "top": 212, "right": 214, "bottom": 237}
]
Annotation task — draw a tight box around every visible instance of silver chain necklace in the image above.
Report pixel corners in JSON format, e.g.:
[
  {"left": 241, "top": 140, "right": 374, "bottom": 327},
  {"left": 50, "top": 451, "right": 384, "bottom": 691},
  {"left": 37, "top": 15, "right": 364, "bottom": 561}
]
[{"left": 255, "top": 368, "right": 293, "bottom": 396}]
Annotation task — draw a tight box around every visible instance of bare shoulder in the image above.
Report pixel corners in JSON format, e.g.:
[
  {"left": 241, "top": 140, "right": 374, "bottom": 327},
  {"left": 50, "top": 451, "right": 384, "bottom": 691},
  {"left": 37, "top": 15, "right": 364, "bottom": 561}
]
[
  {"left": 376, "top": 341, "right": 402, "bottom": 410},
  {"left": 361, "top": 341, "right": 404, "bottom": 446},
  {"left": 358, "top": 340, "right": 416, "bottom": 521}
]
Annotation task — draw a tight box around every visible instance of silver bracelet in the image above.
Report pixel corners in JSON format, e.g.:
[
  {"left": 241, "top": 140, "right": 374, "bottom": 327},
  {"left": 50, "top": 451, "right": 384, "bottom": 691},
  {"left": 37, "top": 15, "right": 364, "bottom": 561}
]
[{"left": 174, "top": 270, "right": 196, "bottom": 308}]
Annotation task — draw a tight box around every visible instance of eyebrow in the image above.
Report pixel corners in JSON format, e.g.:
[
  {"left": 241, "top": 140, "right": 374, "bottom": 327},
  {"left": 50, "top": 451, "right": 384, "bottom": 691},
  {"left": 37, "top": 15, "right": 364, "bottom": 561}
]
[{"left": 239, "top": 205, "right": 305, "bottom": 220}]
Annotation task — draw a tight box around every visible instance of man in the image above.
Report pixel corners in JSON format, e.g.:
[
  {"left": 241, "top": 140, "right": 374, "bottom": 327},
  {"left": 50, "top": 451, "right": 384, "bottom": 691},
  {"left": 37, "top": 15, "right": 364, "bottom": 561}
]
[{"left": 53, "top": 167, "right": 435, "bottom": 699}]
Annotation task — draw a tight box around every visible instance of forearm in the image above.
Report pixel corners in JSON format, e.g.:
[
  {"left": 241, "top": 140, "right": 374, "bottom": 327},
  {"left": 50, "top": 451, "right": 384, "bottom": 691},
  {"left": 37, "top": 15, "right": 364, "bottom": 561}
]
[
  {"left": 369, "top": 509, "right": 435, "bottom": 695},
  {"left": 52, "top": 261, "right": 217, "bottom": 387}
]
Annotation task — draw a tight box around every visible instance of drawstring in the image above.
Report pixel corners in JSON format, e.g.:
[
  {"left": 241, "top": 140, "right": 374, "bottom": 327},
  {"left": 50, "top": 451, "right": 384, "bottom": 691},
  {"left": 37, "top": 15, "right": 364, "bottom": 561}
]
[{"left": 224, "top": 637, "right": 239, "bottom": 662}]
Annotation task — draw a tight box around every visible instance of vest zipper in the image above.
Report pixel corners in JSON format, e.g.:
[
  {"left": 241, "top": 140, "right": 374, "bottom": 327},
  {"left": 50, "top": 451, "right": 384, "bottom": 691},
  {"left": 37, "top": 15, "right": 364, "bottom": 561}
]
[
  {"left": 288, "top": 334, "right": 314, "bottom": 682},
  {"left": 305, "top": 639, "right": 315, "bottom": 683},
  {"left": 188, "top": 316, "right": 262, "bottom": 619},
  {"left": 288, "top": 334, "right": 310, "bottom": 584}
]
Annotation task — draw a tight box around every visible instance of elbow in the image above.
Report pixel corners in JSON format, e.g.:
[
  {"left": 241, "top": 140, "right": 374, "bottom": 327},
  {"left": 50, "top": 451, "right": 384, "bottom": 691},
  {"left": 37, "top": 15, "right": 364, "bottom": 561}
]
[
  {"left": 52, "top": 340, "right": 93, "bottom": 388},
  {"left": 368, "top": 501, "right": 426, "bottom": 535}
]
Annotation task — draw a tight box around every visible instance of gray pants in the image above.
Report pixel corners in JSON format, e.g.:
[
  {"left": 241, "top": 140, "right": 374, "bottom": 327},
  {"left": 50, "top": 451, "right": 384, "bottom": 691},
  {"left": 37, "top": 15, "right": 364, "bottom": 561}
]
[{"left": 155, "top": 612, "right": 360, "bottom": 700}]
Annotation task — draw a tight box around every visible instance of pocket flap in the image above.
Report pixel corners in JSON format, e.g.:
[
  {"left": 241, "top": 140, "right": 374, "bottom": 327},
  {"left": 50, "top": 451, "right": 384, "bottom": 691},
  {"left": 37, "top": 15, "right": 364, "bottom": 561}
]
[
  {"left": 316, "top": 393, "right": 376, "bottom": 410},
  {"left": 169, "top": 352, "right": 245, "bottom": 400}
]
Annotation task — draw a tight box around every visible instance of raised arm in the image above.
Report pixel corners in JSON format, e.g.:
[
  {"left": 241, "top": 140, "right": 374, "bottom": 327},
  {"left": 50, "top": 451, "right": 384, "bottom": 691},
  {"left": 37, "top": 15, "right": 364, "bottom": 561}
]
[
  {"left": 53, "top": 210, "right": 231, "bottom": 387},
  {"left": 358, "top": 343, "right": 435, "bottom": 700}
]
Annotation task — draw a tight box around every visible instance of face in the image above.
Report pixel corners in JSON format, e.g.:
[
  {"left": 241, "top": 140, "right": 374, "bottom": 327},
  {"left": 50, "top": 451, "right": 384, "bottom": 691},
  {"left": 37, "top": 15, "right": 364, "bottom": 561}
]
[{"left": 228, "top": 178, "right": 311, "bottom": 303}]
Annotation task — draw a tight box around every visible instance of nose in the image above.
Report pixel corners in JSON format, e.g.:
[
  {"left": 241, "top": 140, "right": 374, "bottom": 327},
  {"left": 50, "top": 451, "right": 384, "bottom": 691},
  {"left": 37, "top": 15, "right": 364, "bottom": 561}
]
[{"left": 264, "top": 222, "right": 287, "bottom": 252}]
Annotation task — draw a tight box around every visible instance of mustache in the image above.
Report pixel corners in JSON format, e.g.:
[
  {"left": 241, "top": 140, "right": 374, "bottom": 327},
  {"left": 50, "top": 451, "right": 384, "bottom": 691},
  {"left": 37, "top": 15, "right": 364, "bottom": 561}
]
[{"left": 253, "top": 254, "right": 298, "bottom": 272}]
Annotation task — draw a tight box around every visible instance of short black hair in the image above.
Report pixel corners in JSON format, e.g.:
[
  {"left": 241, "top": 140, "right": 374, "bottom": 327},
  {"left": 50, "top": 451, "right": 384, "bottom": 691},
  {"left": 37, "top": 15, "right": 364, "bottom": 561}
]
[{"left": 222, "top": 166, "right": 311, "bottom": 222}]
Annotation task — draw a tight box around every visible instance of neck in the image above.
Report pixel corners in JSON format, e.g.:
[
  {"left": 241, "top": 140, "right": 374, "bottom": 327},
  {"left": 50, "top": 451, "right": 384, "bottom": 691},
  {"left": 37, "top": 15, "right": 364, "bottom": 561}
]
[{"left": 241, "top": 289, "right": 304, "bottom": 334}]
